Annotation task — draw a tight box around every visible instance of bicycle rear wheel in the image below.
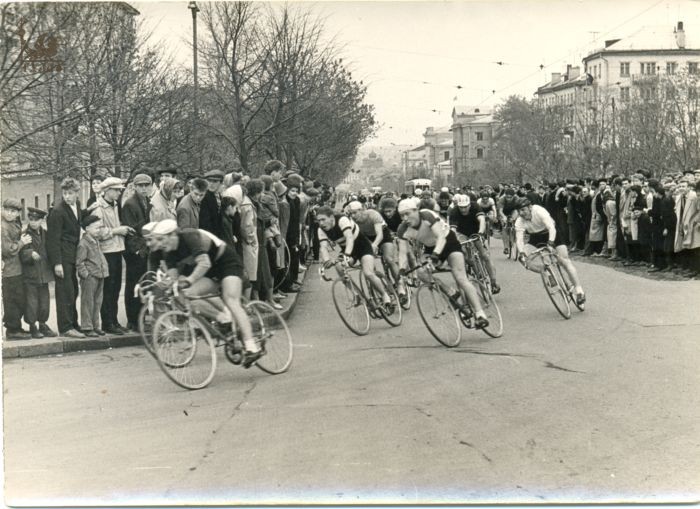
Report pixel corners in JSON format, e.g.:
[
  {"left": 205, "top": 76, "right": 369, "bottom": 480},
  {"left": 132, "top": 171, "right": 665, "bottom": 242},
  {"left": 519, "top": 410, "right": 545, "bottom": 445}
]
[
  {"left": 331, "top": 278, "right": 371, "bottom": 336},
  {"left": 152, "top": 310, "right": 217, "bottom": 390},
  {"left": 416, "top": 284, "right": 462, "bottom": 347},
  {"left": 541, "top": 266, "right": 571, "bottom": 319},
  {"left": 139, "top": 300, "right": 169, "bottom": 358},
  {"left": 246, "top": 300, "right": 293, "bottom": 374},
  {"left": 477, "top": 283, "right": 504, "bottom": 338}
]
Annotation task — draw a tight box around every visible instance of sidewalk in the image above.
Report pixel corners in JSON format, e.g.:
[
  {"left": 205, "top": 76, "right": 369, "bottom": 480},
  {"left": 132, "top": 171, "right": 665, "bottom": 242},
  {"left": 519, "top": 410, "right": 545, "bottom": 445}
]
[{"left": 2, "top": 269, "right": 309, "bottom": 359}]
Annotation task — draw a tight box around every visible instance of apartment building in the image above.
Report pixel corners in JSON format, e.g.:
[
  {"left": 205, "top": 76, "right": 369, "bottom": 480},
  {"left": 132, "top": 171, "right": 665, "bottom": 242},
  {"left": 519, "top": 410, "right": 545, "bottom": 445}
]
[{"left": 451, "top": 105, "right": 497, "bottom": 184}]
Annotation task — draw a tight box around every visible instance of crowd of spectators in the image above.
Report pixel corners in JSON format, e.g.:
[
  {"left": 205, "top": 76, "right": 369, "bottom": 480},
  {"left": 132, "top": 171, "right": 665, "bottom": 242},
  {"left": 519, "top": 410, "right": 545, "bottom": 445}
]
[{"left": 1, "top": 160, "right": 336, "bottom": 340}]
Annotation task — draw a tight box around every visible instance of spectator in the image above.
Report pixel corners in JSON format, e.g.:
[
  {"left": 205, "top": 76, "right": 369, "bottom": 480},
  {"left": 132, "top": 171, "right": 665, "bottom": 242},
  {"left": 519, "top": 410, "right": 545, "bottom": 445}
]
[
  {"left": 87, "top": 173, "right": 105, "bottom": 208},
  {"left": 47, "top": 177, "right": 86, "bottom": 338},
  {"left": 20, "top": 207, "right": 56, "bottom": 338},
  {"left": 602, "top": 188, "right": 617, "bottom": 258},
  {"left": 274, "top": 180, "right": 291, "bottom": 291},
  {"left": 524, "top": 183, "right": 541, "bottom": 206},
  {"left": 680, "top": 180, "right": 700, "bottom": 275},
  {"left": 246, "top": 179, "right": 278, "bottom": 308},
  {"left": 122, "top": 173, "right": 152, "bottom": 330},
  {"left": 283, "top": 176, "right": 303, "bottom": 292},
  {"left": 588, "top": 180, "right": 605, "bottom": 255},
  {"left": 76, "top": 215, "right": 109, "bottom": 337},
  {"left": 224, "top": 184, "right": 257, "bottom": 297},
  {"left": 177, "top": 177, "right": 207, "bottom": 229},
  {"left": 92, "top": 177, "right": 134, "bottom": 335},
  {"left": 200, "top": 169, "right": 224, "bottom": 238},
  {"left": 649, "top": 183, "right": 677, "bottom": 272},
  {"left": 2, "top": 198, "right": 32, "bottom": 339},
  {"left": 566, "top": 186, "right": 580, "bottom": 252},
  {"left": 674, "top": 177, "right": 697, "bottom": 275},
  {"left": 150, "top": 176, "right": 178, "bottom": 222}
]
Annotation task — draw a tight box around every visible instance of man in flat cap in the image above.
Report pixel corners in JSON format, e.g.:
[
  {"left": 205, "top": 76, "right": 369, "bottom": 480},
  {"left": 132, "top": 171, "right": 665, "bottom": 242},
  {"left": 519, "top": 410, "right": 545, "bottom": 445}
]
[
  {"left": 20, "top": 207, "right": 56, "bottom": 338},
  {"left": 199, "top": 169, "right": 224, "bottom": 238},
  {"left": 122, "top": 173, "right": 153, "bottom": 330},
  {"left": 92, "top": 176, "right": 135, "bottom": 335},
  {"left": 2, "top": 198, "right": 32, "bottom": 339}
]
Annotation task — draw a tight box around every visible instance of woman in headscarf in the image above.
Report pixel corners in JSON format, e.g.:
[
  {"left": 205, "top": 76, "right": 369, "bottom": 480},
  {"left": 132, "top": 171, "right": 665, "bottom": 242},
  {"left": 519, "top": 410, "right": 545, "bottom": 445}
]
[
  {"left": 602, "top": 188, "right": 617, "bottom": 257},
  {"left": 150, "top": 177, "right": 178, "bottom": 222},
  {"left": 223, "top": 184, "right": 257, "bottom": 298}
]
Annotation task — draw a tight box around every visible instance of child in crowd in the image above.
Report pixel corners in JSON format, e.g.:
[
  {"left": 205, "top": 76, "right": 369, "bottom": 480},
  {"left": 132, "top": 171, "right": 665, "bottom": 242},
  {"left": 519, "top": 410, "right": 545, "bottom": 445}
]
[
  {"left": 76, "top": 215, "right": 109, "bottom": 337},
  {"left": 20, "top": 207, "right": 56, "bottom": 338}
]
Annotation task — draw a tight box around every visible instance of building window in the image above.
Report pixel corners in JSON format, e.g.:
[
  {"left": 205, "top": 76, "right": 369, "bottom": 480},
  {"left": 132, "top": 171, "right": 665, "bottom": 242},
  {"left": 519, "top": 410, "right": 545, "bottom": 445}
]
[
  {"left": 20, "top": 198, "right": 25, "bottom": 220},
  {"left": 689, "top": 62, "right": 698, "bottom": 75},
  {"left": 476, "top": 131, "right": 483, "bottom": 141},
  {"left": 689, "top": 87, "right": 698, "bottom": 100},
  {"left": 620, "top": 86, "right": 630, "bottom": 101},
  {"left": 444, "top": 151, "right": 450, "bottom": 161},
  {"left": 620, "top": 62, "right": 630, "bottom": 77},
  {"left": 34, "top": 195, "right": 39, "bottom": 208},
  {"left": 640, "top": 87, "right": 656, "bottom": 101},
  {"left": 690, "top": 111, "right": 697, "bottom": 125},
  {"left": 641, "top": 62, "right": 656, "bottom": 75},
  {"left": 46, "top": 194, "right": 51, "bottom": 210},
  {"left": 476, "top": 148, "right": 484, "bottom": 159},
  {"left": 666, "top": 62, "right": 677, "bottom": 75}
]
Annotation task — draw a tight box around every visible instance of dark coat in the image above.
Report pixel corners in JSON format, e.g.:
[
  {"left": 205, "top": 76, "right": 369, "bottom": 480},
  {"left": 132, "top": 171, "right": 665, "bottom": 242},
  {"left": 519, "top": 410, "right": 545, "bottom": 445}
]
[
  {"left": 20, "top": 226, "right": 53, "bottom": 284},
  {"left": 121, "top": 193, "right": 151, "bottom": 256},
  {"left": 199, "top": 190, "right": 223, "bottom": 238},
  {"left": 286, "top": 195, "right": 301, "bottom": 247},
  {"left": 526, "top": 191, "right": 541, "bottom": 206},
  {"left": 46, "top": 199, "right": 85, "bottom": 267}
]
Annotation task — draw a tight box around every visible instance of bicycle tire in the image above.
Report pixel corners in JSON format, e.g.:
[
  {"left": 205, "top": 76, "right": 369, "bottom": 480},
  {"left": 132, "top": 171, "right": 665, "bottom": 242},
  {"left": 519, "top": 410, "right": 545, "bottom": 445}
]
[
  {"left": 273, "top": 240, "right": 291, "bottom": 292},
  {"left": 416, "top": 284, "right": 462, "bottom": 347},
  {"left": 379, "top": 275, "right": 403, "bottom": 327},
  {"left": 541, "top": 266, "right": 571, "bottom": 319},
  {"left": 331, "top": 277, "right": 371, "bottom": 336},
  {"left": 245, "top": 300, "right": 293, "bottom": 374},
  {"left": 152, "top": 310, "right": 217, "bottom": 390},
  {"left": 478, "top": 283, "right": 504, "bottom": 338},
  {"left": 399, "top": 278, "right": 412, "bottom": 310},
  {"left": 138, "top": 304, "right": 156, "bottom": 357}
]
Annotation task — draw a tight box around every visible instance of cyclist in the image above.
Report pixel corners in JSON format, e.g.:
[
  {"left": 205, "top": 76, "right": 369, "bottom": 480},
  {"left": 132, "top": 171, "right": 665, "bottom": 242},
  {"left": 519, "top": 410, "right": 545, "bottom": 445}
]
[
  {"left": 448, "top": 194, "right": 500, "bottom": 294},
  {"left": 345, "top": 200, "right": 405, "bottom": 300},
  {"left": 396, "top": 200, "right": 489, "bottom": 328},
  {"left": 514, "top": 199, "right": 586, "bottom": 306},
  {"left": 378, "top": 196, "right": 402, "bottom": 235},
  {"left": 148, "top": 218, "right": 263, "bottom": 367},
  {"left": 497, "top": 188, "right": 519, "bottom": 255},
  {"left": 316, "top": 205, "right": 392, "bottom": 306}
]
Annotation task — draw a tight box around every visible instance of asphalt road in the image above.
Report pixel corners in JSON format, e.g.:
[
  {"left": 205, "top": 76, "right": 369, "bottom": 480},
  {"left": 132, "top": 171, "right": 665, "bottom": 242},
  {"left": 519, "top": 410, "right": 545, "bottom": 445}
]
[{"left": 3, "top": 249, "right": 699, "bottom": 505}]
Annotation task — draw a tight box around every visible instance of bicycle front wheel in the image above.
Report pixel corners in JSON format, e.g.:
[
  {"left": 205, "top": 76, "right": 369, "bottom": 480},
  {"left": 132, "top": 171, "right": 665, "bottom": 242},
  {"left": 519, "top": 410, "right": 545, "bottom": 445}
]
[
  {"left": 541, "top": 266, "right": 571, "bottom": 319},
  {"left": 332, "top": 278, "right": 371, "bottom": 336},
  {"left": 246, "top": 300, "right": 293, "bottom": 374},
  {"left": 477, "top": 283, "right": 504, "bottom": 338},
  {"left": 416, "top": 284, "right": 462, "bottom": 347},
  {"left": 152, "top": 310, "right": 217, "bottom": 390},
  {"left": 380, "top": 276, "right": 403, "bottom": 327}
]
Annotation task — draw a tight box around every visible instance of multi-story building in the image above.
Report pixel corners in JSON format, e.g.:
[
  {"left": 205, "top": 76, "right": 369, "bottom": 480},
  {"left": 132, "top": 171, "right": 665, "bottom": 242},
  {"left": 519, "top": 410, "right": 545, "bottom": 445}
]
[
  {"left": 423, "top": 125, "right": 453, "bottom": 186},
  {"left": 401, "top": 145, "right": 428, "bottom": 180},
  {"left": 451, "top": 105, "right": 497, "bottom": 185}
]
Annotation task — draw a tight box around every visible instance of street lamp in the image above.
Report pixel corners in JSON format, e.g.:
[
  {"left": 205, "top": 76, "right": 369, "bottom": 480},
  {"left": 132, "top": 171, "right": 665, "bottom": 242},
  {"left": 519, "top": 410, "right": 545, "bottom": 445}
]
[{"left": 188, "top": 1, "right": 200, "bottom": 172}]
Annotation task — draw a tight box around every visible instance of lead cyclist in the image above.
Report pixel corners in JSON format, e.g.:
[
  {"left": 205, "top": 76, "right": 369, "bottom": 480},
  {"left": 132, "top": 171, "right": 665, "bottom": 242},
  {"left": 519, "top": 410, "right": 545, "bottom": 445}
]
[{"left": 514, "top": 199, "right": 586, "bottom": 306}]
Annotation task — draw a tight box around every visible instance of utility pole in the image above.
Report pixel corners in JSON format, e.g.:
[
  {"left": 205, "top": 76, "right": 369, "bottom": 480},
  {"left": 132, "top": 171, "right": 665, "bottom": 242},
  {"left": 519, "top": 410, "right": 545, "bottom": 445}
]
[{"left": 188, "top": 1, "right": 201, "bottom": 173}]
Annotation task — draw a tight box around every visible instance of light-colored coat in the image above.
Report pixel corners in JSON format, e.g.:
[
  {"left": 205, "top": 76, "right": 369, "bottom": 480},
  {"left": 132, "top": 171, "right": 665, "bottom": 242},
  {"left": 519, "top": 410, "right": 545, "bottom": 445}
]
[{"left": 676, "top": 190, "right": 699, "bottom": 251}]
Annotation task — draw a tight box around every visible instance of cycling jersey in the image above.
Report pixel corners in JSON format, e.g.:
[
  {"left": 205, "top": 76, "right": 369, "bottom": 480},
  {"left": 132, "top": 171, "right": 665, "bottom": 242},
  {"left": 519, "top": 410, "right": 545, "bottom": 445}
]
[
  {"left": 498, "top": 195, "right": 519, "bottom": 218},
  {"left": 515, "top": 204, "right": 563, "bottom": 251},
  {"left": 381, "top": 210, "right": 402, "bottom": 233},
  {"left": 397, "top": 209, "right": 461, "bottom": 262},
  {"left": 354, "top": 209, "right": 385, "bottom": 237},
  {"left": 318, "top": 214, "right": 374, "bottom": 260},
  {"left": 150, "top": 228, "right": 243, "bottom": 280},
  {"left": 448, "top": 206, "right": 484, "bottom": 237},
  {"left": 477, "top": 198, "right": 495, "bottom": 214}
]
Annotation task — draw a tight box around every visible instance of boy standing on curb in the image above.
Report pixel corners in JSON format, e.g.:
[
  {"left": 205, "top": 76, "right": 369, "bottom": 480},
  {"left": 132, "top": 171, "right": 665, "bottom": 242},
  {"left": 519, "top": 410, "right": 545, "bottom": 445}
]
[
  {"left": 2, "top": 198, "right": 32, "bottom": 340},
  {"left": 20, "top": 207, "right": 57, "bottom": 338},
  {"left": 76, "top": 215, "right": 109, "bottom": 337}
]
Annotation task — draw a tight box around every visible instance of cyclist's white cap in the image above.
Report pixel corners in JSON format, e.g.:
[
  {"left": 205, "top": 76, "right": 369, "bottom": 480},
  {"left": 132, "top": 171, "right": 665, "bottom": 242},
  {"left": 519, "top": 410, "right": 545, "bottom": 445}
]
[
  {"left": 346, "top": 200, "right": 363, "bottom": 212},
  {"left": 456, "top": 194, "right": 470, "bottom": 207},
  {"left": 142, "top": 221, "right": 157, "bottom": 236},
  {"left": 151, "top": 219, "right": 178, "bottom": 235},
  {"left": 440, "top": 186, "right": 449, "bottom": 192},
  {"left": 414, "top": 188, "right": 423, "bottom": 196},
  {"left": 397, "top": 198, "right": 418, "bottom": 214}
]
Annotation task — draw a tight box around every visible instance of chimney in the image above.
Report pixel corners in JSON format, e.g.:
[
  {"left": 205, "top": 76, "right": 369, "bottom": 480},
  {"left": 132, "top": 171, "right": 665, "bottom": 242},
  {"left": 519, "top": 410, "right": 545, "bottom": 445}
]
[
  {"left": 675, "top": 21, "right": 686, "bottom": 49},
  {"left": 565, "top": 64, "right": 572, "bottom": 81},
  {"left": 551, "top": 72, "right": 561, "bottom": 84},
  {"left": 569, "top": 66, "right": 581, "bottom": 79}
]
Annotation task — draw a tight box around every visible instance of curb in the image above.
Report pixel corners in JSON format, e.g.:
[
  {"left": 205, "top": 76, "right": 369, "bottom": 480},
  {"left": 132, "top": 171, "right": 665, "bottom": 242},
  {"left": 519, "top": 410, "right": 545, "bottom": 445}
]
[{"left": 2, "top": 269, "right": 308, "bottom": 360}]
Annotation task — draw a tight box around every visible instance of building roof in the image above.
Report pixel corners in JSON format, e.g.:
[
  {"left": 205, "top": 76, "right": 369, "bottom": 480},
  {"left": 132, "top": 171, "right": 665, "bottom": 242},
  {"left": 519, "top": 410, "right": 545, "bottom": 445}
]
[
  {"left": 453, "top": 105, "right": 491, "bottom": 116},
  {"left": 536, "top": 73, "right": 590, "bottom": 95},
  {"left": 408, "top": 144, "right": 426, "bottom": 152},
  {"left": 452, "top": 114, "right": 495, "bottom": 127},
  {"left": 584, "top": 23, "right": 700, "bottom": 61},
  {"left": 437, "top": 139, "right": 453, "bottom": 147}
]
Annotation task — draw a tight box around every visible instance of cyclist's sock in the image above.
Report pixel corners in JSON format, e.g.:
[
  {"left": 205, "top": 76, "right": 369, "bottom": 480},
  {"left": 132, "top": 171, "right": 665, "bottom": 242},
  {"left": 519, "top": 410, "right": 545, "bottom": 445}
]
[
  {"left": 575, "top": 285, "right": 584, "bottom": 295},
  {"left": 243, "top": 338, "right": 260, "bottom": 353}
]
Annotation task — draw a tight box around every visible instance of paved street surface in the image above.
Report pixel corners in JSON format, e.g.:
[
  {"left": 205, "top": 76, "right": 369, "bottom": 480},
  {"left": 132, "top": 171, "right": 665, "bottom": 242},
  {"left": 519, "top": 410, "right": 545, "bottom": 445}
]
[{"left": 3, "top": 251, "right": 699, "bottom": 505}]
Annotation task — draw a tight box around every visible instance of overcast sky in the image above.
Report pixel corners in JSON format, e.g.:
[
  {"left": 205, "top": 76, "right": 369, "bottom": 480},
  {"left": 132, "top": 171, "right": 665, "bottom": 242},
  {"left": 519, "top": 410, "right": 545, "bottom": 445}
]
[{"left": 135, "top": 0, "right": 700, "bottom": 148}]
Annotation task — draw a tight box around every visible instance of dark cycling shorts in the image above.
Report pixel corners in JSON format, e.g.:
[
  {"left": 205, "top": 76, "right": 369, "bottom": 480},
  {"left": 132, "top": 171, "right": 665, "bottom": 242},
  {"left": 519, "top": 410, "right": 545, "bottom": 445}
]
[
  {"left": 349, "top": 232, "right": 375, "bottom": 261},
  {"left": 206, "top": 246, "right": 245, "bottom": 280},
  {"left": 366, "top": 226, "right": 394, "bottom": 247},
  {"left": 424, "top": 230, "right": 462, "bottom": 262},
  {"left": 528, "top": 229, "right": 565, "bottom": 248}
]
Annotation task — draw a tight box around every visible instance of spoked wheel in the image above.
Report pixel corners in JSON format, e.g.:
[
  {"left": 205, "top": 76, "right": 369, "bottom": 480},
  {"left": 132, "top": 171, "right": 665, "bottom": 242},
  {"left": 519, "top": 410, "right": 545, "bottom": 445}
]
[
  {"left": 152, "top": 310, "right": 217, "bottom": 390},
  {"left": 273, "top": 240, "right": 291, "bottom": 292},
  {"left": 139, "top": 300, "right": 168, "bottom": 358},
  {"left": 557, "top": 265, "right": 585, "bottom": 312},
  {"left": 361, "top": 272, "right": 403, "bottom": 327},
  {"left": 331, "top": 278, "right": 371, "bottom": 336},
  {"left": 477, "top": 283, "right": 504, "bottom": 338},
  {"left": 398, "top": 277, "right": 412, "bottom": 311},
  {"left": 416, "top": 284, "right": 462, "bottom": 347},
  {"left": 541, "top": 266, "right": 571, "bottom": 319},
  {"left": 245, "top": 300, "right": 293, "bottom": 374}
]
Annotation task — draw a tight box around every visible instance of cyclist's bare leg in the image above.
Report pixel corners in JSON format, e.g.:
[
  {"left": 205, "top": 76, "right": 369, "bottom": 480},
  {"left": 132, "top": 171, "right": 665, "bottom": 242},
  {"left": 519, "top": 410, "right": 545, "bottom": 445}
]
[
  {"left": 220, "top": 275, "right": 258, "bottom": 353},
  {"left": 447, "top": 251, "right": 486, "bottom": 318},
  {"left": 476, "top": 241, "right": 498, "bottom": 286},
  {"left": 380, "top": 242, "right": 404, "bottom": 294},
  {"left": 183, "top": 278, "right": 230, "bottom": 322},
  {"left": 555, "top": 245, "right": 584, "bottom": 295},
  {"left": 361, "top": 254, "right": 390, "bottom": 303}
]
